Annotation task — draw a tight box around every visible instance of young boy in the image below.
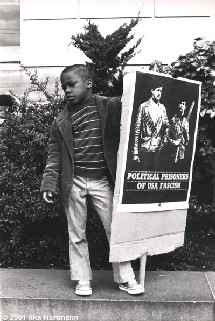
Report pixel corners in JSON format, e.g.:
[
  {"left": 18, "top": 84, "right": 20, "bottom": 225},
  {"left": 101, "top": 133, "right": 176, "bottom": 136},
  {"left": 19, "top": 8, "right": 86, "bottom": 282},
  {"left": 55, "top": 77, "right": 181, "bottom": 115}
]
[{"left": 40, "top": 64, "right": 144, "bottom": 296}]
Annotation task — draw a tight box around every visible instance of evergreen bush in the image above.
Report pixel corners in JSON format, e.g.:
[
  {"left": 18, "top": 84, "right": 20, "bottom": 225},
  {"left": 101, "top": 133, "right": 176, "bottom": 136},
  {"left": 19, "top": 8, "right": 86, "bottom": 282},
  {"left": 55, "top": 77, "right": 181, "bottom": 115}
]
[{"left": 71, "top": 18, "right": 143, "bottom": 96}]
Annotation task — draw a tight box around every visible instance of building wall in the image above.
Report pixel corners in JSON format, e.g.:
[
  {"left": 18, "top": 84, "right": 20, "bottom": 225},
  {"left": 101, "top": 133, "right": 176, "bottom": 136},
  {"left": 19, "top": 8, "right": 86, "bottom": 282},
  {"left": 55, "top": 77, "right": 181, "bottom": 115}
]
[{"left": 0, "top": 0, "right": 215, "bottom": 96}]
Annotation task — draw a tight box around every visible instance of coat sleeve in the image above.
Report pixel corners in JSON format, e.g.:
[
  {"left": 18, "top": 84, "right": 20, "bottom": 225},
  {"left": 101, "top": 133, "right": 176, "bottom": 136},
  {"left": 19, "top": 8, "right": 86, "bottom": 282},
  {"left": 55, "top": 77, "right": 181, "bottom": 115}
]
[
  {"left": 106, "top": 96, "right": 122, "bottom": 137},
  {"left": 108, "top": 96, "right": 122, "bottom": 119},
  {"left": 40, "top": 121, "right": 61, "bottom": 193}
]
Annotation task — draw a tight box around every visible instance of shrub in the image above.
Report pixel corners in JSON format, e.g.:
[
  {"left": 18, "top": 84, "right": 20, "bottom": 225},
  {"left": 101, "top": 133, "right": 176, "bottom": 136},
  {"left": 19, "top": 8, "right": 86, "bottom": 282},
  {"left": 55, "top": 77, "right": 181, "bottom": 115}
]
[
  {"left": 0, "top": 70, "right": 112, "bottom": 269},
  {"left": 71, "top": 18, "right": 143, "bottom": 96},
  {"left": 145, "top": 198, "right": 215, "bottom": 271},
  {"left": 0, "top": 87, "right": 71, "bottom": 268}
]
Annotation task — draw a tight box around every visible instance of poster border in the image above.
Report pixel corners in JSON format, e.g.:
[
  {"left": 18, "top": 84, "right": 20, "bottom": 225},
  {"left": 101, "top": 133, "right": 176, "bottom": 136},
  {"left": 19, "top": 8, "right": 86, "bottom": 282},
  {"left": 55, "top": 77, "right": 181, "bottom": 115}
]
[{"left": 117, "top": 70, "right": 202, "bottom": 213}]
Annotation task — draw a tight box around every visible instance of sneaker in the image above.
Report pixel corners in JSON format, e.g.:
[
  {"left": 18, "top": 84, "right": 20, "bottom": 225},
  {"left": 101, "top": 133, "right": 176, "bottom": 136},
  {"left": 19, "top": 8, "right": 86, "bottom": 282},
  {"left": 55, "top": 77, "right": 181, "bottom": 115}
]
[
  {"left": 75, "top": 281, "right": 92, "bottom": 296},
  {"left": 119, "top": 280, "right": 144, "bottom": 295}
]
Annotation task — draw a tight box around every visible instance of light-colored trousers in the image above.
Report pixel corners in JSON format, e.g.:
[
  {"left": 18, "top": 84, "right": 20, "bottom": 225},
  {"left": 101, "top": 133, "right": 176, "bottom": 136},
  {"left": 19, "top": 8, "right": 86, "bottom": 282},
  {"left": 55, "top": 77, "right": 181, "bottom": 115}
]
[{"left": 64, "top": 175, "right": 135, "bottom": 283}]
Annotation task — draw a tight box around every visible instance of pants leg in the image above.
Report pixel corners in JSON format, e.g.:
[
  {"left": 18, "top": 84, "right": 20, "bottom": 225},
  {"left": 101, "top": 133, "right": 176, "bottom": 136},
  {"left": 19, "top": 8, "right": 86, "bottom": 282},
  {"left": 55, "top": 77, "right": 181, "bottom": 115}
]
[
  {"left": 140, "top": 150, "right": 160, "bottom": 171},
  {"left": 88, "top": 176, "right": 135, "bottom": 283},
  {"left": 64, "top": 176, "right": 92, "bottom": 281}
]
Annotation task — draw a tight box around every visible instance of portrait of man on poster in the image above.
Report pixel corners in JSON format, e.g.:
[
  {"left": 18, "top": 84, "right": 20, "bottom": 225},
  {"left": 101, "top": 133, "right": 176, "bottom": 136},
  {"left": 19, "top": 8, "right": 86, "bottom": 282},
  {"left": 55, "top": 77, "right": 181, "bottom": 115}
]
[
  {"left": 168, "top": 100, "right": 194, "bottom": 166},
  {"left": 133, "top": 79, "right": 169, "bottom": 171}
]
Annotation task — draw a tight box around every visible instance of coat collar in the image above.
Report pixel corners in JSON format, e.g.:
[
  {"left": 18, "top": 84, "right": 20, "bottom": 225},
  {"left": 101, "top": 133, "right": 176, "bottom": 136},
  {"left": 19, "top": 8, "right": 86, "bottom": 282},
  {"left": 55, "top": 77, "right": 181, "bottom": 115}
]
[
  {"left": 56, "top": 95, "right": 108, "bottom": 122},
  {"left": 56, "top": 107, "right": 74, "bottom": 158}
]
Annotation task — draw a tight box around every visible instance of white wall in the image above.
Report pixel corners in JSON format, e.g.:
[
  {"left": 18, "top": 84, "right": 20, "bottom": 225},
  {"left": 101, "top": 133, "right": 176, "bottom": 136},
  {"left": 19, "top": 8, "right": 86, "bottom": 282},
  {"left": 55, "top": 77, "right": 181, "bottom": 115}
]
[
  {"left": 20, "top": 0, "right": 215, "bottom": 67},
  {"left": 1, "top": 0, "right": 215, "bottom": 96},
  {"left": 0, "top": 66, "right": 63, "bottom": 96}
]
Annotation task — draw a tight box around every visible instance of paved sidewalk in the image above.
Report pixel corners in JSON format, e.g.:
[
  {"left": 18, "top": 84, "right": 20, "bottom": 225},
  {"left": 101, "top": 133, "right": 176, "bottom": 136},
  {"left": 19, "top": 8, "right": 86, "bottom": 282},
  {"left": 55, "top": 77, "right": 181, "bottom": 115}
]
[{"left": 1, "top": 269, "right": 215, "bottom": 321}]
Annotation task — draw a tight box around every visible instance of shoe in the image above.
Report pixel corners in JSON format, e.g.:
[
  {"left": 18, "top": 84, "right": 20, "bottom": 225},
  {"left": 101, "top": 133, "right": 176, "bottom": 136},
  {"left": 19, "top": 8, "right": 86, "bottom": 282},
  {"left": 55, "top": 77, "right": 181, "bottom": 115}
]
[
  {"left": 119, "top": 280, "right": 144, "bottom": 295},
  {"left": 75, "top": 281, "right": 92, "bottom": 296}
]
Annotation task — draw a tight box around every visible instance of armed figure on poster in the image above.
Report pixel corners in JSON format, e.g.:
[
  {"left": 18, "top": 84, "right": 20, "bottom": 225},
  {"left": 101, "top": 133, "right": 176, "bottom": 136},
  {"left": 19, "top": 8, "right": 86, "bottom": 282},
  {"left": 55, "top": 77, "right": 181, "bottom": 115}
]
[
  {"left": 168, "top": 101, "right": 194, "bottom": 163},
  {"left": 133, "top": 80, "right": 169, "bottom": 170}
]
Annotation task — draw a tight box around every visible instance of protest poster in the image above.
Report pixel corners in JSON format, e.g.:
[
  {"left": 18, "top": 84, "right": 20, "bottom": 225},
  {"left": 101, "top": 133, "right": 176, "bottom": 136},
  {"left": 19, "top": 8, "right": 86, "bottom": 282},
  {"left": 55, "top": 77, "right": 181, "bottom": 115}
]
[
  {"left": 109, "top": 70, "right": 201, "bottom": 263},
  {"left": 117, "top": 70, "right": 201, "bottom": 213}
]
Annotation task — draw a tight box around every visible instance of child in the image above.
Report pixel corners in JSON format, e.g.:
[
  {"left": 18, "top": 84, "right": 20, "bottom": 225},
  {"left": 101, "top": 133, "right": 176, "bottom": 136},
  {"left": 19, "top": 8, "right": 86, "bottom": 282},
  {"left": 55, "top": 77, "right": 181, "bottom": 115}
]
[{"left": 40, "top": 64, "right": 144, "bottom": 296}]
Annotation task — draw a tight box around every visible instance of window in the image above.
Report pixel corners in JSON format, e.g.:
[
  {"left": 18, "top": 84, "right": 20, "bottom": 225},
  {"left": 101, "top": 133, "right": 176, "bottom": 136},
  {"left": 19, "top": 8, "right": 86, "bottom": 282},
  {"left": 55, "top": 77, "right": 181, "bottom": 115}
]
[{"left": 0, "top": 0, "right": 20, "bottom": 46}]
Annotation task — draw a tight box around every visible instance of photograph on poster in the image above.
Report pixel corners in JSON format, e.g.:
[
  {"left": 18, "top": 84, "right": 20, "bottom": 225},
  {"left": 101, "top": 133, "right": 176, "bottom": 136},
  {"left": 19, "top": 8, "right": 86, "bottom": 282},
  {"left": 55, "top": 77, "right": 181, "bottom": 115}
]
[{"left": 118, "top": 71, "right": 201, "bottom": 212}]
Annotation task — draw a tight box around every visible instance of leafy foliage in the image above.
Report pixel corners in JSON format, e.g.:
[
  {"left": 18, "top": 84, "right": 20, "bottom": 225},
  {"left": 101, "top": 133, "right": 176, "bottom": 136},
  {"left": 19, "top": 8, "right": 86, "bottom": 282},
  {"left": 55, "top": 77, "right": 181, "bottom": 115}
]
[
  {"left": 71, "top": 18, "right": 143, "bottom": 96},
  {"left": 0, "top": 68, "right": 113, "bottom": 269},
  {"left": 0, "top": 70, "right": 69, "bottom": 268},
  {"left": 146, "top": 198, "right": 215, "bottom": 271},
  {"left": 169, "top": 38, "right": 215, "bottom": 118}
]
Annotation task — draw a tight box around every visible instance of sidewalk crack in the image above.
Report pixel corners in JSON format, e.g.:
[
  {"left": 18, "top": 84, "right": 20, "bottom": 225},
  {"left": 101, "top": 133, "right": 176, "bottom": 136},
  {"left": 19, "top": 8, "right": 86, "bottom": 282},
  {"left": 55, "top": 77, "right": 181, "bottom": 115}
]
[{"left": 205, "top": 272, "right": 215, "bottom": 301}]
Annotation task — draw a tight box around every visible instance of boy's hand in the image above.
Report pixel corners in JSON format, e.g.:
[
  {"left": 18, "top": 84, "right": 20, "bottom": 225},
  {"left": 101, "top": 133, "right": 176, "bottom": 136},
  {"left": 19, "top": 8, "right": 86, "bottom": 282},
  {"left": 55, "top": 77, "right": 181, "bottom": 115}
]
[{"left": 43, "top": 191, "right": 54, "bottom": 203}]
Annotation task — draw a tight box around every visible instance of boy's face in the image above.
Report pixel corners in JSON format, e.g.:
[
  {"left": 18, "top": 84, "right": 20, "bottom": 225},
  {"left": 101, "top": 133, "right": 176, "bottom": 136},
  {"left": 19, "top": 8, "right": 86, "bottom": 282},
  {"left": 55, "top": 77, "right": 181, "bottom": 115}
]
[{"left": 61, "top": 71, "right": 92, "bottom": 106}]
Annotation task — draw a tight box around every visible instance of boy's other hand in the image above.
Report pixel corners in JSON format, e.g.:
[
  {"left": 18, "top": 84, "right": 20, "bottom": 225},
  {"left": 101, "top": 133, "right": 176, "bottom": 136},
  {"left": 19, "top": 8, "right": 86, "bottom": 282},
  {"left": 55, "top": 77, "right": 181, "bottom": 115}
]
[{"left": 43, "top": 191, "right": 54, "bottom": 203}]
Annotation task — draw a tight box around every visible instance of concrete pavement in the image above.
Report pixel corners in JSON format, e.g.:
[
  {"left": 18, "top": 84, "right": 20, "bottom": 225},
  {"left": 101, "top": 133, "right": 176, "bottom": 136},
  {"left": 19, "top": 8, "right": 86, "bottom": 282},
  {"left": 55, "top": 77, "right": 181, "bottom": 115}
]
[{"left": 0, "top": 269, "right": 215, "bottom": 321}]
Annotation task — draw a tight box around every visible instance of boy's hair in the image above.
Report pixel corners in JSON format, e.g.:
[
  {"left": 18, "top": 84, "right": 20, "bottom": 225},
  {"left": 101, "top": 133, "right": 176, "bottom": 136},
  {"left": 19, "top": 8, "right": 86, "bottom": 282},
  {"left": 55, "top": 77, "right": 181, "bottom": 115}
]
[{"left": 60, "top": 64, "right": 93, "bottom": 81}]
